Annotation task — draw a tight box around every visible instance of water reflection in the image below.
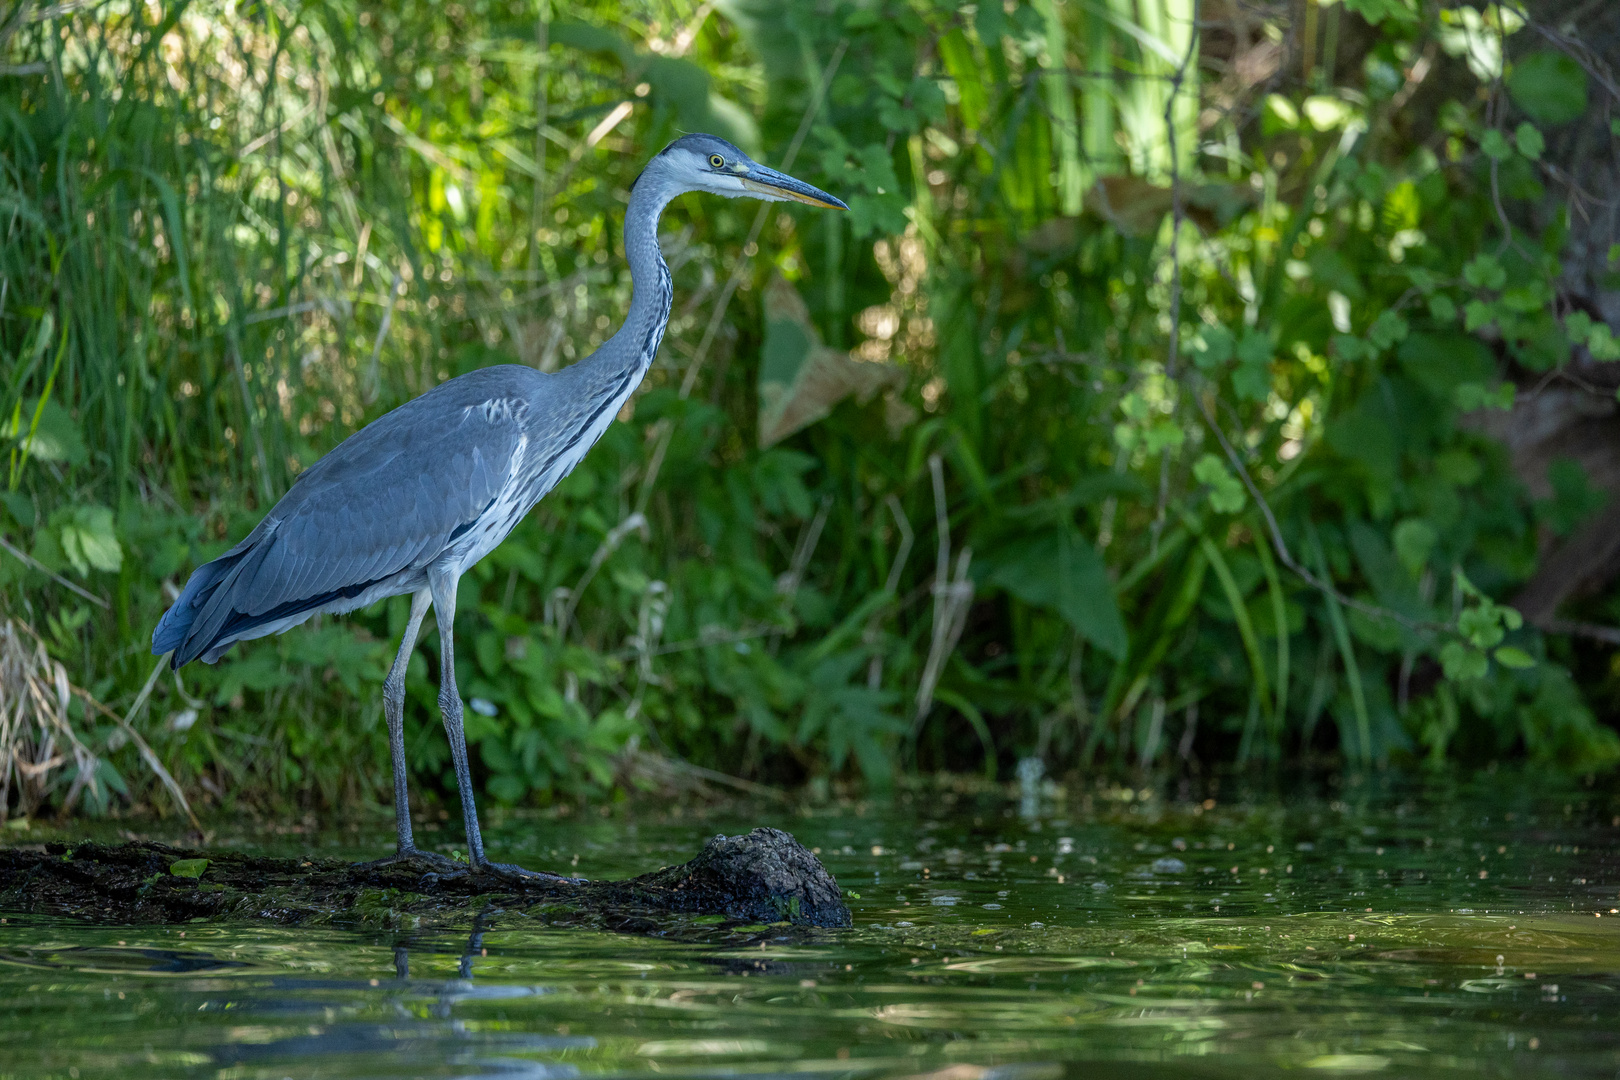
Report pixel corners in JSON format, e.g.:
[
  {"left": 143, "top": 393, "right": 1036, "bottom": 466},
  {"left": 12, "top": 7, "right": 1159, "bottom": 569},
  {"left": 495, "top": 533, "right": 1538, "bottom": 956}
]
[{"left": 0, "top": 776, "right": 1616, "bottom": 1078}]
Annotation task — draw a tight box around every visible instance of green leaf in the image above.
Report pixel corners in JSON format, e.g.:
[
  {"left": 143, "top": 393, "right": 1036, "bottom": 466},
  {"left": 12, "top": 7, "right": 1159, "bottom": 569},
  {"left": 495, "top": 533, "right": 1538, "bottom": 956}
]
[
  {"left": 1458, "top": 606, "right": 1505, "bottom": 650},
  {"left": 1540, "top": 457, "right": 1607, "bottom": 536},
  {"left": 1588, "top": 324, "right": 1620, "bottom": 361},
  {"left": 1302, "top": 95, "right": 1353, "bottom": 131},
  {"left": 1479, "top": 128, "right": 1512, "bottom": 161},
  {"left": 169, "top": 858, "right": 209, "bottom": 879},
  {"left": 1342, "top": 0, "right": 1417, "bottom": 24},
  {"left": 1263, "top": 94, "right": 1299, "bottom": 133},
  {"left": 1428, "top": 294, "right": 1458, "bottom": 323},
  {"left": 1463, "top": 253, "right": 1506, "bottom": 290},
  {"left": 1507, "top": 51, "right": 1588, "bottom": 126},
  {"left": 1513, "top": 122, "right": 1545, "bottom": 160},
  {"left": 1192, "top": 326, "right": 1235, "bottom": 368},
  {"left": 983, "top": 528, "right": 1127, "bottom": 659},
  {"left": 1, "top": 398, "right": 87, "bottom": 466},
  {"left": 1494, "top": 646, "right": 1535, "bottom": 670},
  {"left": 57, "top": 505, "right": 122, "bottom": 575},
  {"left": 1368, "top": 311, "right": 1409, "bottom": 350},
  {"left": 1231, "top": 361, "right": 1271, "bottom": 403},
  {"left": 1192, "top": 454, "right": 1246, "bottom": 514},
  {"left": 1439, "top": 640, "right": 1488, "bottom": 681},
  {"left": 1235, "top": 329, "right": 1272, "bottom": 366},
  {"left": 1398, "top": 332, "right": 1494, "bottom": 395},
  {"left": 1143, "top": 420, "right": 1185, "bottom": 454},
  {"left": 1391, "top": 518, "right": 1437, "bottom": 576}
]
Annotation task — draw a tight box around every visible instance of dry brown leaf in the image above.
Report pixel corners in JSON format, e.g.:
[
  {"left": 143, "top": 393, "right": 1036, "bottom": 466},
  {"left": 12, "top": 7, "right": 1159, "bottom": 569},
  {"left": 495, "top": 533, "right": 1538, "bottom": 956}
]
[{"left": 758, "top": 275, "right": 905, "bottom": 448}]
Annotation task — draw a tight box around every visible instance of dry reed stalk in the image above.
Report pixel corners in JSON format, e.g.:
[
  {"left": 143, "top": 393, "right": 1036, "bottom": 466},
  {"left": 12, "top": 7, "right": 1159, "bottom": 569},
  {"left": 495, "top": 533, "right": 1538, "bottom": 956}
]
[
  {"left": 0, "top": 617, "right": 103, "bottom": 821},
  {"left": 0, "top": 618, "right": 198, "bottom": 828}
]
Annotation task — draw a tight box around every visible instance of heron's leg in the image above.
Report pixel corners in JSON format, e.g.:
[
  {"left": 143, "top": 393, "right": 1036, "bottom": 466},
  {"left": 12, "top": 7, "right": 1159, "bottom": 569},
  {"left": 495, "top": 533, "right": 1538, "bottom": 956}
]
[
  {"left": 383, "top": 589, "right": 432, "bottom": 855},
  {"left": 427, "top": 566, "right": 489, "bottom": 868}
]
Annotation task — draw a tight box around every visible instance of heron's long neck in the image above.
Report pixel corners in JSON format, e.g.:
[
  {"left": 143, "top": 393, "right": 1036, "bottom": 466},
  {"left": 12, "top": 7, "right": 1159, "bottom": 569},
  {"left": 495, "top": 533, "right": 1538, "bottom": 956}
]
[{"left": 575, "top": 178, "right": 675, "bottom": 397}]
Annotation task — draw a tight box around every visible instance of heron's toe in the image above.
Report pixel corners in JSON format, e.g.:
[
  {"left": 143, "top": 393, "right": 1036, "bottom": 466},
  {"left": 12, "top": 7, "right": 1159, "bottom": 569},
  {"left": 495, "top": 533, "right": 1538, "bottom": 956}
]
[{"left": 480, "top": 860, "right": 585, "bottom": 886}]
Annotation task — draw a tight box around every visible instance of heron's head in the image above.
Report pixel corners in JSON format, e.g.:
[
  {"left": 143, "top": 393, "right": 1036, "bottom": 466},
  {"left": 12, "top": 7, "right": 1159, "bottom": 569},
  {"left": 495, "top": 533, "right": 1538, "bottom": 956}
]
[{"left": 645, "top": 133, "right": 847, "bottom": 210}]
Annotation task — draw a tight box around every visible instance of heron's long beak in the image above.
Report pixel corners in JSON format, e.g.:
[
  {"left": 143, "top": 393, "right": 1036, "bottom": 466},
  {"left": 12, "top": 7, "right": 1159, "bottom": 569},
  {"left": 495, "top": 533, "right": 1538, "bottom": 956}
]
[{"left": 740, "top": 166, "right": 848, "bottom": 210}]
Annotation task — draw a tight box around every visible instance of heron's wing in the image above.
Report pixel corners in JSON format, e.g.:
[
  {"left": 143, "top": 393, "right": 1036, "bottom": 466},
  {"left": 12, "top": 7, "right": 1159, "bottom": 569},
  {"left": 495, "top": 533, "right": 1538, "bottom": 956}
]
[
  {"left": 160, "top": 378, "right": 534, "bottom": 664},
  {"left": 240, "top": 396, "right": 525, "bottom": 612}
]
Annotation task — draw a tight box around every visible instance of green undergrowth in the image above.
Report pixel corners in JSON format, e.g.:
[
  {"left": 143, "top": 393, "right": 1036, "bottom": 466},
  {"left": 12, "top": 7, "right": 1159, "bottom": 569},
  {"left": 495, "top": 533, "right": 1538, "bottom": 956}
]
[{"left": 2, "top": 0, "right": 1618, "bottom": 822}]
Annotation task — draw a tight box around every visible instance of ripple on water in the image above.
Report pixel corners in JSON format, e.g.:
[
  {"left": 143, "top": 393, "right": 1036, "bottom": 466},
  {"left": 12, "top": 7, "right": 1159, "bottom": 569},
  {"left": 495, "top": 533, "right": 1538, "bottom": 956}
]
[{"left": 1, "top": 776, "right": 1616, "bottom": 1078}]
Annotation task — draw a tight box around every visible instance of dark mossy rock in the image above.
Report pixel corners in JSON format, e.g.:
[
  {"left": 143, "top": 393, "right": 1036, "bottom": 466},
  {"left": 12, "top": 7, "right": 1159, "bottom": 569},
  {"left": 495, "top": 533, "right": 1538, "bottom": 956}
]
[{"left": 0, "top": 826, "right": 851, "bottom": 930}]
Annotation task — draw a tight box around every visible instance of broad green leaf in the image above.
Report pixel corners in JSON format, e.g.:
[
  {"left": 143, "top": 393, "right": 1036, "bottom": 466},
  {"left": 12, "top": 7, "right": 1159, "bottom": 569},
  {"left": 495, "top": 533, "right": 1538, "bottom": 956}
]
[
  {"left": 1398, "top": 332, "right": 1494, "bottom": 395},
  {"left": 1231, "top": 361, "right": 1271, "bottom": 403},
  {"left": 1302, "top": 95, "right": 1352, "bottom": 131},
  {"left": 983, "top": 528, "right": 1127, "bottom": 659},
  {"left": 1439, "top": 640, "right": 1488, "bottom": 681},
  {"left": 1263, "top": 94, "right": 1299, "bottom": 133},
  {"left": 1391, "top": 518, "right": 1437, "bottom": 577},
  {"left": 2, "top": 398, "right": 87, "bottom": 466},
  {"left": 1192, "top": 454, "right": 1246, "bottom": 514},
  {"left": 1192, "top": 325, "right": 1235, "bottom": 368},
  {"left": 1479, "top": 128, "right": 1512, "bottom": 161},
  {"left": 1462, "top": 253, "right": 1507, "bottom": 290},
  {"left": 1342, "top": 0, "right": 1417, "bottom": 25},
  {"left": 1588, "top": 325, "right": 1620, "bottom": 361},
  {"left": 58, "top": 505, "right": 122, "bottom": 575},
  {"left": 1514, "top": 122, "right": 1545, "bottom": 160},
  {"left": 1368, "top": 311, "right": 1409, "bottom": 351},
  {"left": 1507, "top": 51, "right": 1588, "bottom": 125},
  {"left": 1494, "top": 646, "right": 1534, "bottom": 669}
]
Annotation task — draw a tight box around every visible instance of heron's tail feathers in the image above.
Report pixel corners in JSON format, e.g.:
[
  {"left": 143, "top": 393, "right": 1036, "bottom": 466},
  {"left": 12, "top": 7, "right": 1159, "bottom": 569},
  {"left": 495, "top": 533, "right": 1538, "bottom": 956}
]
[
  {"left": 152, "top": 541, "right": 270, "bottom": 668},
  {"left": 155, "top": 528, "right": 396, "bottom": 668}
]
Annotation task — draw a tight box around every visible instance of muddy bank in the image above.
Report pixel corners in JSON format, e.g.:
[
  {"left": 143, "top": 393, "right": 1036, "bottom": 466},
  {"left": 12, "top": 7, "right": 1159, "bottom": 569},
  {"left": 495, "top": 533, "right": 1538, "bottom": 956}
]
[{"left": 0, "top": 827, "right": 851, "bottom": 930}]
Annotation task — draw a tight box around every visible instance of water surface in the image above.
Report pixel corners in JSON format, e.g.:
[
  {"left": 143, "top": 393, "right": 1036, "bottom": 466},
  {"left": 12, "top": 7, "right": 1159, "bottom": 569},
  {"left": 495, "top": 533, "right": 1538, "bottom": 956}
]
[{"left": 3, "top": 775, "right": 1617, "bottom": 1078}]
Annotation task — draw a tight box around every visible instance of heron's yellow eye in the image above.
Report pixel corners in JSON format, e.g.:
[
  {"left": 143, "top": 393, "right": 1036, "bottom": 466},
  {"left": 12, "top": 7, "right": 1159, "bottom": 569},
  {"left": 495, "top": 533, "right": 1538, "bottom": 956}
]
[{"left": 708, "top": 153, "right": 725, "bottom": 169}]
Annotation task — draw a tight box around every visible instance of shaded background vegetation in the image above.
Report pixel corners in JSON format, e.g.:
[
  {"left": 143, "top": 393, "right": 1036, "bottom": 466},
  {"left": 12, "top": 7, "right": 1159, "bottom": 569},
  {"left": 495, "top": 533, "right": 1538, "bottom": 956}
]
[{"left": 3, "top": 0, "right": 1619, "bottom": 822}]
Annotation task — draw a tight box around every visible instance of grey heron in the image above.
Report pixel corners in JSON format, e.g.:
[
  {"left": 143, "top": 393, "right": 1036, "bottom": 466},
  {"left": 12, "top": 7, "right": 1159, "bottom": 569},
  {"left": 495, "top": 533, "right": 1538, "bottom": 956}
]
[{"left": 153, "top": 134, "right": 846, "bottom": 880}]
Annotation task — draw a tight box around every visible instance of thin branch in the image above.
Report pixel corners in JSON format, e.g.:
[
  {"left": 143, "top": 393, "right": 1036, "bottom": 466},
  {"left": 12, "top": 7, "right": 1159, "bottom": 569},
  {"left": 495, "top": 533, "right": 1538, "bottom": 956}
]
[{"left": 1153, "top": 0, "right": 1202, "bottom": 545}]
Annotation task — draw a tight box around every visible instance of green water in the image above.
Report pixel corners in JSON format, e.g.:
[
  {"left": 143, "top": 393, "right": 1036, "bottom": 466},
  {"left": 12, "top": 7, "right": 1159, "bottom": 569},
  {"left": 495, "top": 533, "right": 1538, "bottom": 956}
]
[{"left": 4, "top": 777, "right": 1618, "bottom": 1078}]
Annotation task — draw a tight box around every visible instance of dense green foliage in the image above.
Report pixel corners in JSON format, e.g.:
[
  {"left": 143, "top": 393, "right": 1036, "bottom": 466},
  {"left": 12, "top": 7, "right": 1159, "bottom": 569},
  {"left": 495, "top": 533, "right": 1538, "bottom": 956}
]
[{"left": 2, "top": 0, "right": 1617, "bottom": 819}]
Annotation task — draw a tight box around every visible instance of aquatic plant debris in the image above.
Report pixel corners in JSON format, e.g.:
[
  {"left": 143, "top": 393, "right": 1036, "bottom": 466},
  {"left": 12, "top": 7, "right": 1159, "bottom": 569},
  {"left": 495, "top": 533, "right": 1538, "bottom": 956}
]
[{"left": 0, "top": 827, "right": 850, "bottom": 930}]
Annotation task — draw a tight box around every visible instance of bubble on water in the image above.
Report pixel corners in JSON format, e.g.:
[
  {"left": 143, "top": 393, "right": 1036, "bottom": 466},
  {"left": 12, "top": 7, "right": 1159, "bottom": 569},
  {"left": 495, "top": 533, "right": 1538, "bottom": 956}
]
[
  {"left": 930, "top": 895, "right": 960, "bottom": 906},
  {"left": 1091, "top": 881, "right": 1110, "bottom": 891},
  {"left": 1152, "top": 858, "right": 1188, "bottom": 874}
]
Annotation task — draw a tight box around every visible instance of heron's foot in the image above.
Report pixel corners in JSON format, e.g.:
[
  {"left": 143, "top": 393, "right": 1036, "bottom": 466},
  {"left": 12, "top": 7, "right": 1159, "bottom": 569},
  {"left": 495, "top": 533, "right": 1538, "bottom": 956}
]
[
  {"left": 476, "top": 860, "right": 587, "bottom": 886},
  {"left": 361, "top": 848, "right": 467, "bottom": 875}
]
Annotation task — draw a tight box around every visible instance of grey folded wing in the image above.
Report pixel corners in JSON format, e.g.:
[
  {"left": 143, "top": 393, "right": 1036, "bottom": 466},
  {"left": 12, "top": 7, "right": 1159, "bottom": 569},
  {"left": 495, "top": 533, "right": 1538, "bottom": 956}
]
[{"left": 154, "top": 393, "right": 526, "bottom": 666}]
